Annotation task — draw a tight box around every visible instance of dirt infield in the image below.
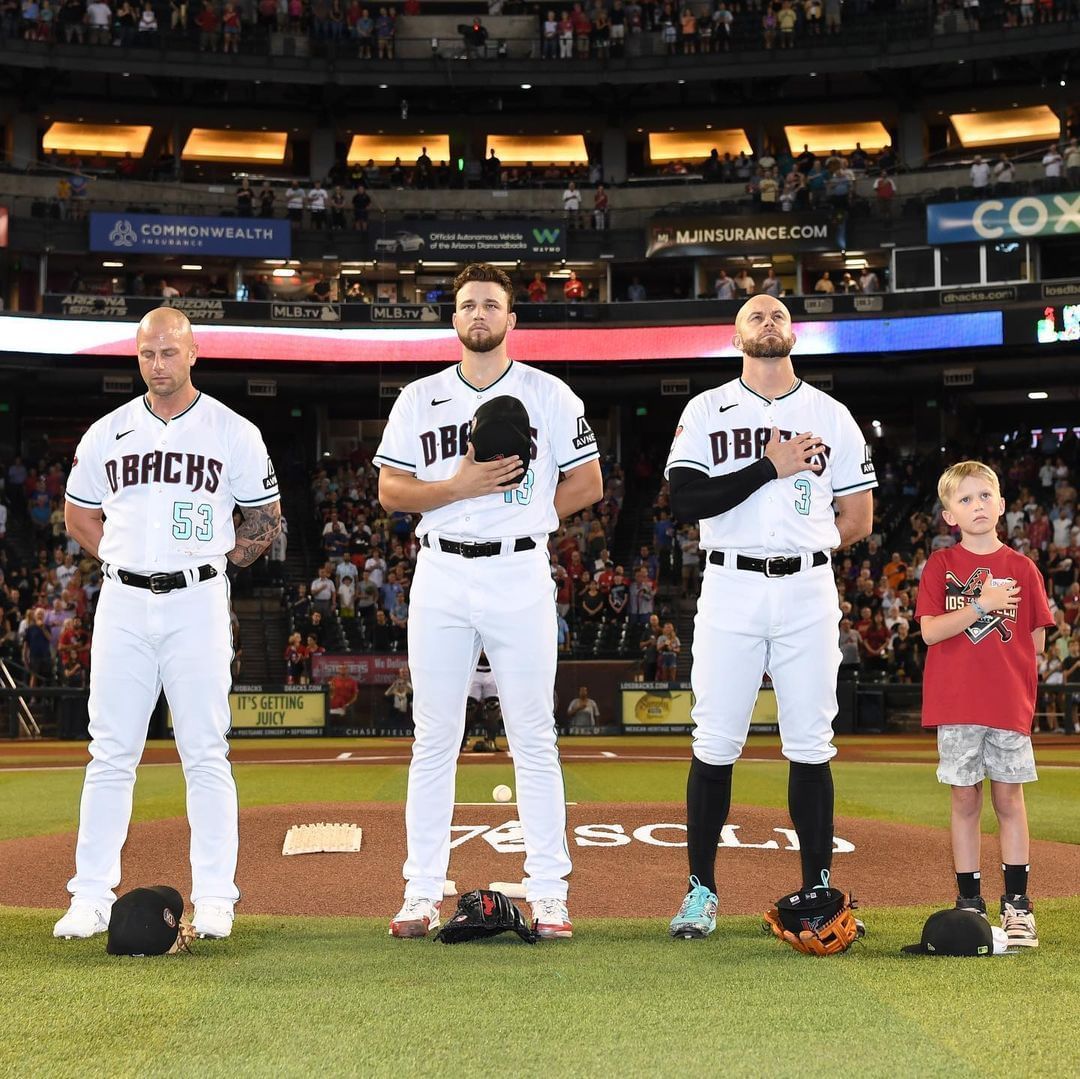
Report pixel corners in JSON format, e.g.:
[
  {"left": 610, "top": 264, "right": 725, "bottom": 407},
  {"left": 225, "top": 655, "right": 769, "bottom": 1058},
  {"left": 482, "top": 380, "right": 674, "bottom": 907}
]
[{"left": 4, "top": 801, "right": 1079, "bottom": 917}]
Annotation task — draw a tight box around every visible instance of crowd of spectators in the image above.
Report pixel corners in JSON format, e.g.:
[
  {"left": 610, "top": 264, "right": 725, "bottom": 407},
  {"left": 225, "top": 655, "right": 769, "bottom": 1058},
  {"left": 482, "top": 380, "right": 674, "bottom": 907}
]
[
  {"left": 284, "top": 443, "right": 629, "bottom": 676},
  {"left": 0, "top": 456, "right": 95, "bottom": 697},
  {"left": 5, "top": 0, "right": 1064, "bottom": 56}
]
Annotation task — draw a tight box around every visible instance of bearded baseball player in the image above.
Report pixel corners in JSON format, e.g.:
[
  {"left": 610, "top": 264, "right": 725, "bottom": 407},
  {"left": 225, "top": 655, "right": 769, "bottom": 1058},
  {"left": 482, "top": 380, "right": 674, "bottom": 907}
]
[
  {"left": 375, "top": 263, "right": 603, "bottom": 939},
  {"left": 665, "top": 295, "right": 876, "bottom": 940},
  {"left": 54, "top": 307, "right": 281, "bottom": 942}
]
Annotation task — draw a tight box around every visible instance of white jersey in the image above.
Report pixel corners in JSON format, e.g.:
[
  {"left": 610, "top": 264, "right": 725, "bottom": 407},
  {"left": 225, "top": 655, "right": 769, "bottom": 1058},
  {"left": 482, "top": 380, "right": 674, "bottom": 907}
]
[
  {"left": 66, "top": 391, "right": 279, "bottom": 572},
  {"left": 664, "top": 376, "right": 876, "bottom": 554},
  {"left": 374, "top": 360, "right": 599, "bottom": 540}
]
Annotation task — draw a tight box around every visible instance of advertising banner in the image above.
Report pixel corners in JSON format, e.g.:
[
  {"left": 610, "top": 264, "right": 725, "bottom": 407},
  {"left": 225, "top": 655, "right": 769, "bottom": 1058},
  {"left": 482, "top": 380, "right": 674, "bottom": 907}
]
[
  {"left": 90, "top": 212, "right": 291, "bottom": 257},
  {"left": 647, "top": 213, "right": 835, "bottom": 257},
  {"left": 620, "top": 683, "right": 777, "bottom": 732},
  {"left": 167, "top": 684, "right": 326, "bottom": 737},
  {"left": 927, "top": 191, "right": 1080, "bottom": 245},
  {"left": 311, "top": 653, "right": 406, "bottom": 686},
  {"left": 372, "top": 220, "right": 565, "bottom": 260}
]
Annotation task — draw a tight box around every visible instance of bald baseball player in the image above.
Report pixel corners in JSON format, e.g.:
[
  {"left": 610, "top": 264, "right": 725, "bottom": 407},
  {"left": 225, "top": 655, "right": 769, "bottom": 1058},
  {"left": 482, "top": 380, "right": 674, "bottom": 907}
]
[
  {"left": 54, "top": 307, "right": 281, "bottom": 942},
  {"left": 666, "top": 295, "right": 876, "bottom": 939},
  {"left": 375, "top": 262, "right": 603, "bottom": 940}
]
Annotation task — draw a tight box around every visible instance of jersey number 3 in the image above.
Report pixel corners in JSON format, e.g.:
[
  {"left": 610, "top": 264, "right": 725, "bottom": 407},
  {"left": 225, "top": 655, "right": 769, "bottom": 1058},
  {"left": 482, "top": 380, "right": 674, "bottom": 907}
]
[
  {"left": 793, "top": 478, "right": 811, "bottom": 516},
  {"left": 173, "top": 501, "right": 214, "bottom": 541}
]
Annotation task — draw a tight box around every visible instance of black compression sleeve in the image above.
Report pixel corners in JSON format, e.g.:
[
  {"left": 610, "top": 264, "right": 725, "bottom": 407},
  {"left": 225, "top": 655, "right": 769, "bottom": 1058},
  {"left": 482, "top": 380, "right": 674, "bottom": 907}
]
[{"left": 668, "top": 460, "right": 778, "bottom": 522}]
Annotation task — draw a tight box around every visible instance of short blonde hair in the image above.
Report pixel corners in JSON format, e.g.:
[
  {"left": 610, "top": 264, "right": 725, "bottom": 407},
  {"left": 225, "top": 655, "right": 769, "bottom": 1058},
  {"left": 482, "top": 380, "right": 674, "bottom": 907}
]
[{"left": 937, "top": 460, "right": 1001, "bottom": 508}]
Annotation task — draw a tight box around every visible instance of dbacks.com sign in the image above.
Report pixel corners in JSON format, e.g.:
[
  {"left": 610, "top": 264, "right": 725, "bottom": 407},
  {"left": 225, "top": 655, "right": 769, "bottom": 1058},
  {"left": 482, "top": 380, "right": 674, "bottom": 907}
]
[{"left": 927, "top": 191, "right": 1080, "bottom": 244}]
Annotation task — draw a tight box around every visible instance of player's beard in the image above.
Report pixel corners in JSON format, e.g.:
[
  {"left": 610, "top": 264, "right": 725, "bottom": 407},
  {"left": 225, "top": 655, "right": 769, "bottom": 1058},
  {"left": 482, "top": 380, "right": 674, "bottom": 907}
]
[
  {"left": 741, "top": 330, "right": 794, "bottom": 358},
  {"left": 457, "top": 323, "right": 508, "bottom": 353}
]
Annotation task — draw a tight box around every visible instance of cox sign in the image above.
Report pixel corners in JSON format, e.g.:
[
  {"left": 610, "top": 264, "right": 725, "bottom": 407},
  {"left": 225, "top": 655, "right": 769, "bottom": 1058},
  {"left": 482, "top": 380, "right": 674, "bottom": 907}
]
[{"left": 927, "top": 192, "right": 1080, "bottom": 244}]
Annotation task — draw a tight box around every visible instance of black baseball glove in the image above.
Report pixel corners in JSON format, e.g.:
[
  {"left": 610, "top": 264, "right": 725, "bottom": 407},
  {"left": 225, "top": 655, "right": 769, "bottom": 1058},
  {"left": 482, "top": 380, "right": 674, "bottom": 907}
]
[{"left": 435, "top": 889, "right": 541, "bottom": 944}]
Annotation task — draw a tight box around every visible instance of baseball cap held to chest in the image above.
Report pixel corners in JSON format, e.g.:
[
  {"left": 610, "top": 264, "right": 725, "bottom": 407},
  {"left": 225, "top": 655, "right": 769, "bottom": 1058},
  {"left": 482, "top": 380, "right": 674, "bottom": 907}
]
[{"left": 469, "top": 395, "right": 532, "bottom": 479}]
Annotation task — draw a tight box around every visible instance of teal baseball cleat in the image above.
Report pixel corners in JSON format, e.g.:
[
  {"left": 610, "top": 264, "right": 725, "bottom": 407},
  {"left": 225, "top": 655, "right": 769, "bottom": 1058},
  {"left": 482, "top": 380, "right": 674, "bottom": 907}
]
[{"left": 669, "top": 876, "right": 718, "bottom": 939}]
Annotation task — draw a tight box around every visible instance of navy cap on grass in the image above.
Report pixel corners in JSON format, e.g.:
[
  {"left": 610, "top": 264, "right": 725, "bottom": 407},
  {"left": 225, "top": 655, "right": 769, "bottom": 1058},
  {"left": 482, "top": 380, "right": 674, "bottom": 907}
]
[
  {"left": 107, "top": 886, "right": 188, "bottom": 957},
  {"left": 902, "top": 909, "right": 1010, "bottom": 957}
]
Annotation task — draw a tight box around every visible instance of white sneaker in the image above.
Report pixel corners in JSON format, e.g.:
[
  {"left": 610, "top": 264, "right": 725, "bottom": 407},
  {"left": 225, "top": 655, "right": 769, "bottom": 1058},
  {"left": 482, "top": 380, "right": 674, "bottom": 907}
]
[
  {"left": 1001, "top": 898, "right": 1038, "bottom": 948},
  {"left": 531, "top": 897, "right": 573, "bottom": 939},
  {"left": 53, "top": 902, "right": 110, "bottom": 939},
  {"left": 389, "top": 897, "right": 441, "bottom": 938},
  {"left": 193, "top": 902, "right": 235, "bottom": 939}
]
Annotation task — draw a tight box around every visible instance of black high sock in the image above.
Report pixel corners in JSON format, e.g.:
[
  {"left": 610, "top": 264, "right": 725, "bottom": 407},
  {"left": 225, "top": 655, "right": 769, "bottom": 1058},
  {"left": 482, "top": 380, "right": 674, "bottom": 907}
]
[
  {"left": 956, "top": 871, "right": 982, "bottom": 899},
  {"left": 685, "top": 756, "right": 733, "bottom": 895},
  {"left": 1003, "top": 863, "right": 1030, "bottom": 898},
  {"left": 788, "top": 761, "right": 834, "bottom": 890}
]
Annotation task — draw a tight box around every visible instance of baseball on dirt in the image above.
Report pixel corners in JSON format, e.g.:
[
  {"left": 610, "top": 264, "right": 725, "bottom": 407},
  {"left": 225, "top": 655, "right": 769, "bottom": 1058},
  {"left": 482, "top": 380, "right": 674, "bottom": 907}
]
[{"left": 492, "top": 784, "right": 513, "bottom": 803}]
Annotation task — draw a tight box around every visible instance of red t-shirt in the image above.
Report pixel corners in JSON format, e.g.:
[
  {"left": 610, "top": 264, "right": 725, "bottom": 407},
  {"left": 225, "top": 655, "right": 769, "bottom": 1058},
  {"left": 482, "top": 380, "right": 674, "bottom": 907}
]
[{"left": 915, "top": 544, "right": 1053, "bottom": 733}]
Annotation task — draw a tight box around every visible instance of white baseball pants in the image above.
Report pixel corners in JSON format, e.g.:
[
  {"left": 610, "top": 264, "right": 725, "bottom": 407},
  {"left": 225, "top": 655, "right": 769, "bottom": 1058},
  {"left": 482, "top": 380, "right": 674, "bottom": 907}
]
[{"left": 403, "top": 541, "right": 571, "bottom": 902}]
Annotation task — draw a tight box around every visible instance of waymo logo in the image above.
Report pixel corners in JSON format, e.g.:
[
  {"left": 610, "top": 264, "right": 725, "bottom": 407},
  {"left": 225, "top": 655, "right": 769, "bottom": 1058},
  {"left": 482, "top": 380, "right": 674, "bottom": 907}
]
[{"left": 532, "top": 227, "right": 561, "bottom": 244}]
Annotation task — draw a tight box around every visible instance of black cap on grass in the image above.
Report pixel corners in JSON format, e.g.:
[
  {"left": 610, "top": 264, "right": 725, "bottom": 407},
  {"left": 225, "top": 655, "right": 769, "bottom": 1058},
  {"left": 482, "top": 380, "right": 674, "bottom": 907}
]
[
  {"left": 901, "top": 909, "right": 996, "bottom": 957},
  {"left": 107, "top": 886, "right": 185, "bottom": 956}
]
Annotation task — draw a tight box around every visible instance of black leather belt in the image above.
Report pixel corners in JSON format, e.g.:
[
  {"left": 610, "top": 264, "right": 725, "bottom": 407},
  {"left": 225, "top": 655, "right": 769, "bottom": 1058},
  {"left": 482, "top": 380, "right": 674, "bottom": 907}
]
[
  {"left": 421, "top": 536, "right": 536, "bottom": 558},
  {"left": 708, "top": 551, "right": 828, "bottom": 577},
  {"left": 114, "top": 564, "right": 218, "bottom": 593}
]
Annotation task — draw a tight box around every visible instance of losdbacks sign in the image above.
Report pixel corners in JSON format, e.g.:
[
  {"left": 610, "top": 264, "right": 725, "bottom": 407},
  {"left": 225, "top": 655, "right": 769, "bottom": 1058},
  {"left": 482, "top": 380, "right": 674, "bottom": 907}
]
[
  {"left": 647, "top": 214, "right": 834, "bottom": 257},
  {"left": 90, "top": 212, "right": 292, "bottom": 257},
  {"left": 372, "top": 220, "right": 565, "bottom": 260},
  {"left": 926, "top": 191, "right": 1080, "bottom": 245}
]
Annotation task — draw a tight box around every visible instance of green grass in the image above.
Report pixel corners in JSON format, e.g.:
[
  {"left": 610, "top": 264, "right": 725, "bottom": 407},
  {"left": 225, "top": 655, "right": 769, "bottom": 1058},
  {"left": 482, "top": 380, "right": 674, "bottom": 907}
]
[{"left": 5, "top": 904, "right": 1080, "bottom": 1078}]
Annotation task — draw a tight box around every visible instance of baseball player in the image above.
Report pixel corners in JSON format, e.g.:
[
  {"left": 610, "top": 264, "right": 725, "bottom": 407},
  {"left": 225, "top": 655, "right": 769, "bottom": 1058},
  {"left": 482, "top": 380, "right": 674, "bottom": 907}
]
[
  {"left": 464, "top": 651, "right": 502, "bottom": 751},
  {"left": 665, "top": 295, "right": 876, "bottom": 939},
  {"left": 53, "top": 307, "right": 281, "bottom": 942},
  {"left": 375, "top": 262, "right": 603, "bottom": 940}
]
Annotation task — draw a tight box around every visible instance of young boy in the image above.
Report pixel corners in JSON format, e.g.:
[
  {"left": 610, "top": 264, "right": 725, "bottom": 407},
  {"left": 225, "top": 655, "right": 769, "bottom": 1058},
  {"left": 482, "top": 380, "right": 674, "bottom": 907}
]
[{"left": 915, "top": 461, "right": 1053, "bottom": 947}]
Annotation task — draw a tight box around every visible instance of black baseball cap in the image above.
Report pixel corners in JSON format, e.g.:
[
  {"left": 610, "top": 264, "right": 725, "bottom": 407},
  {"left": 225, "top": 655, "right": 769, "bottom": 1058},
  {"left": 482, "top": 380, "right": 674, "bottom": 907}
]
[
  {"left": 106, "top": 886, "right": 185, "bottom": 956},
  {"left": 901, "top": 909, "right": 1006, "bottom": 957}
]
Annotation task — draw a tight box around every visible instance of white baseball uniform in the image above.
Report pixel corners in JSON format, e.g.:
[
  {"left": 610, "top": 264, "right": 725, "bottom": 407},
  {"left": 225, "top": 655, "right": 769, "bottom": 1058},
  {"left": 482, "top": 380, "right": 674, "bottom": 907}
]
[
  {"left": 375, "top": 359, "right": 598, "bottom": 902},
  {"left": 65, "top": 390, "right": 279, "bottom": 909},
  {"left": 665, "top": 376, "right": 876, "bottom": 765}
]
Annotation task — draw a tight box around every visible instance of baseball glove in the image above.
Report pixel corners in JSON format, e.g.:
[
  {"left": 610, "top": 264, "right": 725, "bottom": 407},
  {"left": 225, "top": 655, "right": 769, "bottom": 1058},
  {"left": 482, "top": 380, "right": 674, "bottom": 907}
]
[
  {"left": 435, "top": 889, "right": 541, "bottom": 945},
  {"left": 763, "top": 885, "right": 865, "bottom": 957}
]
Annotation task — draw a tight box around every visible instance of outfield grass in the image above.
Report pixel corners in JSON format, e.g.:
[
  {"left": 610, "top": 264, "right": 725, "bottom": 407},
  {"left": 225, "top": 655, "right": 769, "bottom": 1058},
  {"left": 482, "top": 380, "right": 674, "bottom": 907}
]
[{"left": 5, "top": 904, "right": 1079, "bottom": 1078}]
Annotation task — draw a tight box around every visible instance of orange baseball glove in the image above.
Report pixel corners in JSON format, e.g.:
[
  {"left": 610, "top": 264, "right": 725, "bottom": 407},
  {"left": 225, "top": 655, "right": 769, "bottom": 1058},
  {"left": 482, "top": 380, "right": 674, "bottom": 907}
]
[{"left": 763, "top": 885, "right": 865, "bottom": 957}]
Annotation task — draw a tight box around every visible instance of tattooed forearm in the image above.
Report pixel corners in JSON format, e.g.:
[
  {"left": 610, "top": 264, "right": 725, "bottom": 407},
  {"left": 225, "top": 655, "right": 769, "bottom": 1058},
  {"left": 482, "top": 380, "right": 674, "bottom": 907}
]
[{"left": 227, "top": 500, "right": 282, "bottom": 567}]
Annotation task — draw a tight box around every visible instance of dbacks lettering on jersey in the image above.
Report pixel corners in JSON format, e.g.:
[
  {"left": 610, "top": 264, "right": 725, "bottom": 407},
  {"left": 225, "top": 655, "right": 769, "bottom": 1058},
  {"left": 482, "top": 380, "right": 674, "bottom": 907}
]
[
  {"left": 105, "top": 451, "right": 223, "bottom": 494},
  {"left": 420, "top": 423, "right": 539, "bottom": 467},
  {"left": 709, "top": 426, "right": 831, "bottom": 470}
]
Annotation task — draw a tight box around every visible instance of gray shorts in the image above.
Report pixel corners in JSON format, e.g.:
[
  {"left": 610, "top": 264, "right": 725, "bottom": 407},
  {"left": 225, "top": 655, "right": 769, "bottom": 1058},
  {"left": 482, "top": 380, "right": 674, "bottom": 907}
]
[{"left": 936, "top": 724, "right": 1038, "bottom": 786}]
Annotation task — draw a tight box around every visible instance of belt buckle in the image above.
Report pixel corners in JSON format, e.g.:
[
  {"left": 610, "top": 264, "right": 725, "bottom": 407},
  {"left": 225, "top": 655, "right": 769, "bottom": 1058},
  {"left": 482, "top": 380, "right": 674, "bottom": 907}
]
[
  {"left": 459, "top": 542, "right": 479, "bottom": 559},
  {"left": 763, "top": 556, "right": 787, "bottom": 578},
  {"left": 148, "top": 573, "right": 173, "bottom": 594}
]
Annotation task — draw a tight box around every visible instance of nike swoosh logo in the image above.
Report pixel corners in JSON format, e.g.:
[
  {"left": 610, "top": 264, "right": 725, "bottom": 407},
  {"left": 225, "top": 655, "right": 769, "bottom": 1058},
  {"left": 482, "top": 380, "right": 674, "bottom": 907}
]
[
  {"left": 431, "top": 398, "right": 451, "bottom": 406},
  {"left": 717, "top": 404, "right": 738, "bottom": 413},
  {"left": 115, "top": 429, "right": 135, "bottom": 440}
]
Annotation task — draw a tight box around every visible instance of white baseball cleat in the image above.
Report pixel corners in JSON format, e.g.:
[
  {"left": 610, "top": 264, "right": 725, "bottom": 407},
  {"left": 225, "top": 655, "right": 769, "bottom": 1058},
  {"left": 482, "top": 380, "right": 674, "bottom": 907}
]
[
  {"left": 531, "top": 898, "right": 573, "bottom": 939},
  {"left": 389, "top": 897, "right": 441, "bottom": 938},
  {"left": 193, "top": 902, "right": 235, "bottom": 939},
  {"left": 53, "top": 902, "right": 110, "bottom": 939}
]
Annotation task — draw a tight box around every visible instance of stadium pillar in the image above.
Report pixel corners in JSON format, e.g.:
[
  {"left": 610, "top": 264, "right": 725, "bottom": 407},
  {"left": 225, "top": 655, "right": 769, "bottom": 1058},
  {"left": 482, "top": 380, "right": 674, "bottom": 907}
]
[
  {"left": 601, "top": 128, "right": 626, "bottom": 185},
  {"left": 896, "top": 112, "right": 925, "bottom": 170},
  {"left": 310, "top": 129, "right": 336, "bottom": 185},
  {"left": 10, "top": 115, "right": 36, "bottom": 170}
]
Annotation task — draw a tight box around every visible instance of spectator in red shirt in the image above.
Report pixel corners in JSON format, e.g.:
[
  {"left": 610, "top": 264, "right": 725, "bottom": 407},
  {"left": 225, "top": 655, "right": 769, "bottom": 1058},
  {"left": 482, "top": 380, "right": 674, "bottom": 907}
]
[
  {"left": 563, "top": 270, "right": 586, "bottom": 301},
  {"left": 527, "top": 272, "right": 548, "bottom": 303},
  {"left": 196, "top": 2, "right": 220, "bottom": 49}
]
